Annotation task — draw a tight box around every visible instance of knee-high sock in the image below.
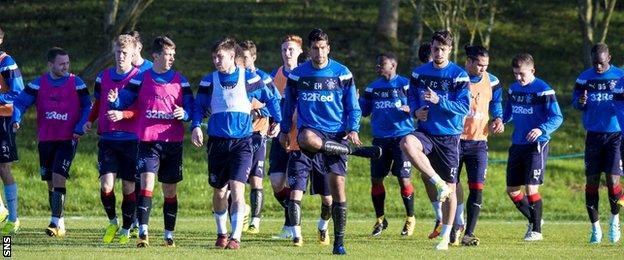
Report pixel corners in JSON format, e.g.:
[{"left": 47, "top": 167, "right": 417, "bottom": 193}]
[
  {"left": 371, "top": 183, "right": 385, "bottom": 218},
  {"left": 4, "top": 183, "right": 18, "bottom": 222},
  {"left": 101, "top": 190, "right": 116, "bottom": 221},
  {"left": 230, "top": 203, "right": 245, "bottom": 241},
  {"left": 288, "top": 200, "right": 302, "bottom": 238},
  {"left": 137, "top": 189, "right": 153, "bottom": 236},
  {"left": 121, "top": 193, "right": 136, "bottom": 230},
  {"left": 332, "top": 202, "right": 347, "bottom": 247},
  {"left": 528, "top": 193, "right": 543, "bottom": 232},
  {"left": 274, "top": 187, "right": 291, "bottom": 226},
  {"left": 401, "top": 183, "right": 415, "bottom": 217},
  {"left": 163, "top": 196, "right": 178, "bottom": 232},
  {"left": 608, "top": 184, "right": 622, "bottom": 215},
  {"left": 250, "top": 188, "right": 264, "bottom": 219},
  {"left": 321, "top": 140, "right": 350, "bottom": 155},
  {"left": 465, "top": 185, "right": 483, "bottom": 235},
  {"left": 510, "top": 193, "right": 531, "bottom": 222},
  {"left": 586, "top": 184, "right": 600, "bottom": 223},
  {"left": 318, "top": 203, "right": 332, "bottom": 230},
  {"left": 51, "top": 187, "right": 66, "bottom": 220},
  {"left": 214, "top": 210, "right": 228, "bottom": 235}
]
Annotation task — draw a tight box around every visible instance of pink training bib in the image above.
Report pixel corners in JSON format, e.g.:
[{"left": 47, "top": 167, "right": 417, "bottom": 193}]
[
  {"left": 137, "top": 70, "right": 185, "bottom": 142},
  {"left": 36, "top": 74, "right": 80, "bottom": 141},
  {"left": 98, "top": 67, "right": 140, "bottom": 135}
]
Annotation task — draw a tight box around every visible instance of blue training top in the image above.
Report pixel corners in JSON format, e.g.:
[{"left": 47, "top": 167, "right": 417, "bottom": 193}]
[
  {"left": 281, "top": 59, "right": 361, "bottom": 134},
  {"left": 359, "top": 75, "right": 414, "bottom": 138},
  {"left": 503, "top": 77, "right": 563, "bottom": 145},
  {"left": 573, "top": 65, "right": 624, "bottom": 133},
  {"left": 408, "top": 61, "right": 470, "bottom": 136}
]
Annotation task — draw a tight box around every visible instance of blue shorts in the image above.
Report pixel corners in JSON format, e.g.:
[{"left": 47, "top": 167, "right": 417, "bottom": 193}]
[
  {"left": 38, "top": 140, "right": 78, "bottom": 180},
  {"left": 268, "top": 137, "right": 289, "bottom": 175},
  {"left": 0, "top": 117, "right": 18, "bottom": 163},
  {"left": 410, "top": 131, "right": 460, "bottom": 183},
  {"left": 98, "top": 139, "right": 139, "bottom": 182},
  {"left": 585, "top": 132, "right": 622, "bottom": 176},
  {"left": 287, "top": 150, "right": 331, "bottom": 196},
  {"left": 138, "top": 141, "right": 183, "bottom": 184},
  {"left": 370, "top": 136, "right": 411, "bottom": 179},
  {"left": 207, "top": 136, "right": 252, "bottom": 189},
  {"left": 457, "top": 140, "right": 488, "bottom": 188},
  {"left": 506, "top": 142, "right": 549, "bottom": 186},
  {"left": 250, "top": 132, "right": 267, "bottom": 178}
]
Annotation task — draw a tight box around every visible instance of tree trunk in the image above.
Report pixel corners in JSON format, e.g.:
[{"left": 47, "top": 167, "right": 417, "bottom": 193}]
[
  {"left": 80, "top": 0, "right": 154, "bottom": 82},
  {"left": 577, "top": 0, "right": 617, "bottom": 67},
  {"left": 410, "top": 0, "right": 425, "bottom": 67},
  {"left": 377, "top": 0, "right": 399, "bottom": 41},
  {"left": 482, "top": 1, "right": 496, "bottom": 49}
]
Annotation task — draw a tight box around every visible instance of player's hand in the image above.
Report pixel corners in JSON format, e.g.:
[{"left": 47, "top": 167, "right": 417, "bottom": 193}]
[
  {"left": 579, "top": 89, "right": 588, "bottom": 106},
  {"left": 107, "top": 88, "right": 119, "bottom": 103},
  {"left": 12, "top": 122, "right": 19, "bottom": 133},
  {"left": 107, "top": 110, "right": 124, "bottom": 122},
  {"left": 173, "top": 105, "right": 185, "bottom": 120},
  {"left": 422, "top": 87, "right": 440, "bottom": 104},
  {"left": 344, "top": 131, "right": 362, "bottom": 146},
  {"left": 73, "top": 133, "right": 81, "bottom": 141},
  {"left": 399, "top": 105, "right": 410, "bottom": 114},
  {"left": 268, "top": 122, "right": 280, "bottom": 138},
  {"left": 191, "top": 127, "right": 203, "bottom": 147},
  {"left": 490, "top": 118, "right": 504, "bottom": 134},
  {"left": 83, "top": 121, "right": 92, "bottom": 134},
  {"left": 414, "top": 105, "right": 429, "bottom": 121},
  {"left": 526, "top": 128, "right": 543, "bottom": 142},
  {"left": 279, "top": 132, "right": 290, "bottom": 151}
]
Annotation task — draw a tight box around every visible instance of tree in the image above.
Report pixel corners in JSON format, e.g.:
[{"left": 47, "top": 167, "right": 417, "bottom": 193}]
[
  {"left": 408, "top": 0, "right": 426, "bottom": 67},
  {"left": 577, "top": 0, "right": 617, "bottom": 67},
  {"left": 79, "top": 0, "right": 154, "bottom": 82},
  {"left": 464, "top": 0, "right": 498, "bottom": 49},
  {"left": 376, "top": 0, "right": 400, "bottom": 45}
]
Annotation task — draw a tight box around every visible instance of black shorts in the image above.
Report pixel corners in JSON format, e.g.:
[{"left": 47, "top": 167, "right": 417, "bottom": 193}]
[
  {"left": 250, "top": 132, "right": 267, "bottom": 178},
  {"left": 287, "top": 150, "right": 331, "bottom": 196},
  {"left": 506, "top": 142, "right": 549, "bottom": 186},
  {"left": 207, "top": 136, "right": 253, "bottom": 189},
  {"left": 98, "top": 139, "right": 139, "bottom": 182},
  {"left": 268, "top": 137, "right": 290, "bottom": 175},
  {"left": 137, "top": 141, "right": 183, "bottom": 184},
  {"left": 409, "top": 131, "right": 460, "bottom": 183},
  {"left": 370, "top": 136, "right": 412, "bottom": 179},
  {"left": 38, "top": 140, "right": 78, "bottom": 180},
  {"left": 457, "top": 140, "right": 488, "bottom": 188},
  {"left": 0, "top": 117, "right": 18, "bottom": 163},
  {"left": 585, "top": 132, "right": 622, "bottom": 176}
]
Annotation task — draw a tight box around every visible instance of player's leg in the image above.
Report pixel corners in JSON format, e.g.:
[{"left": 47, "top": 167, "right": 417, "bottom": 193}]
[
  {"left": 326, "top": 133, "right": 349, "bottom": 255},
  {"left": 0, "top": 116, "right": 18, "bottom": 234},
  {"left": 248, "top": 133, "right": 266, "bottom": 233},
  {"left": 428, "top": 136, "right": 459, "bottom": 251},
  {"left": 421, "top": 174, "right": 442, "bottom": 239},
  {"left": 208, "top": 138, "right": 232, "bottom": 249},
  {"left": 605, "top": 132, "right": 622, "bottom": 243},
  {"left": 46, "top": 140, "right": 76, "bottom": 238},
  {"left": 400, "top": 133, "right": 451, "bottom": 202},
  {"left": 224, "top": 137, "right": 253, "bottom": 250},
  {"left": 523, "top": 142, "right": 548, "bottom": 241},
  {"left": 98, "top": 140, "right": 120, "bottom": 243},
  {"left": 394, "top": 137, "right": 415, "bottom": 237},
  {"left": 317, "top": 194, "right": 332, "bottom": 245},
  {"left": 370, "top": 138, "right": 391, "bottom": 237},
  {"left": 212, "top": 185, "right": 229, "bottom": 249},
  {"left": 0, "top": 163, "right": 15, "bottom": 234},
  {"left": 462, "top": 141, "right": 487, "bottom": 246},
  {"left": 118, "top": 179, "right": 136, "bottom": 244},
  {"left": 136, "top": 170, "right": 155, "bottom": 247},
  {"left": 506, "top": 144, "right": 532, "bottom": 238},
  {"left": 161, "top": 183, "right": 177, "bottom": 247},
  {"left": 100, "top": 172, "right": 118, "bottom": 243},
  {"left": 117, "top": 140, "right": 138, "bottom": 244},
  {"left": 584, "top": 132, "right": 602, "bottom": 243},
  {"left": 298, "top": 128, "right": 380, "bottom": 159},
  {"left": 268, "top": 139, "right": 292, "bottom": 239},
  {"left": 286, "top": 151, "right": 310, "bottom": 246}
]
